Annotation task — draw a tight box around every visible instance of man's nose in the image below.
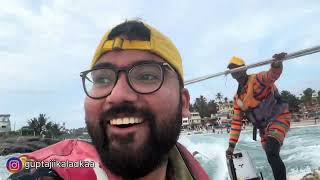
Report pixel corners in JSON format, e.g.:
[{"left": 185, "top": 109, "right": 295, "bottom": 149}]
[{"left": 105, "top": 72, "right": 138, "bottom": 104}]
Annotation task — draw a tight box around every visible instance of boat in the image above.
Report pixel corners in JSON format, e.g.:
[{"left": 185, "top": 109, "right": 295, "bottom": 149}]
[{"left": 227, "top": 151, "right": 263, "bottom": 180}]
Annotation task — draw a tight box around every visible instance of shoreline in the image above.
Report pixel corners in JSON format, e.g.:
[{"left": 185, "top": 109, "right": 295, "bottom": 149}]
[
  {"left": 290, "top": 119, "right": 320, "bottom": 128},
  {"left": 180, "top": 119, "right": 320, "bottom": 136}
]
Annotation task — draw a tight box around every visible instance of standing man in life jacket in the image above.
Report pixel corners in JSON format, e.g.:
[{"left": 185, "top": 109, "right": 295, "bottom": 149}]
[
  {"left": 225, "top": 54, "right": 291, "bottom": 180},
  {"left": 8, "top": 20, "right": 209, "bottom": 180}
]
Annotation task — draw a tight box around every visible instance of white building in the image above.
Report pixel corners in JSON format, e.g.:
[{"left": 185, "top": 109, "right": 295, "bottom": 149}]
[
  {"left": 216, "top": 101, "right": 233, "bottom": 123},
  {"left": 218, "top": 101, "right": 233, "bottom": 116},
  {"left": 190, "top": 112, "right": 202, "bottom": 128},
  {"left": 182, "top": 117, "right": 190, "bottom": 127},
  {"left": 0, "top": 114, "right": 11, "bottom": 133}
]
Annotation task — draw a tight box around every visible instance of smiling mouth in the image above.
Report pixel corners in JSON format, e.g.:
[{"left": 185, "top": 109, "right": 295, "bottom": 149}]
[{"left": 109, "top": 117, "right": 144, "bottom": 128}]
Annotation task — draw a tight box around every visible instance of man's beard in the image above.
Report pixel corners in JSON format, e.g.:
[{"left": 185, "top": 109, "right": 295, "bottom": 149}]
[{"left": 86, "top": 99, "right": 182, "bottom": 179}]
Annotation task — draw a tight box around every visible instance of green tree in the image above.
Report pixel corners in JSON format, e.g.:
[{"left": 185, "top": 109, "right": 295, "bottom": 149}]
[
  {"left": 27, "top": 114, "right": 48, "bottom": 136},
  {"left": 47, "top": 123, "right": 63, "bottom": 138},
  {"left": 27, "top": 114, "right": 64, "bottom": 138},
  {"left": 44, "top": 121, "right": 65, "bottom": 138},
  {"left": 300, "top": 88, "right": 315, "bottom": 107},
  {"left": 207, "top": 100, "right": 218, "bottom": 116},
  {"left": 280, "top": 90, "right": 301, "bottom": 113},
  {"left": 216, "top": 92, "right": 223, "bottom": 103},
  {"left": 189, "top": 103, "right": 195, "bottom": 112},
  {"left": 70, "top": 127, "right": 87, "bottom": 138},
  {"left": 193, "top": 95, "right": 209, "bottom": 118}
]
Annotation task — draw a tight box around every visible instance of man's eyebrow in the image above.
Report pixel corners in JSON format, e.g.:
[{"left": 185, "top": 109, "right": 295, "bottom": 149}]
[
  {"left": 92, "top": 62, "right": 114, "bottom": 69},
  {"left": 93, "top": 60, "right": 163, "bottom": 69}
]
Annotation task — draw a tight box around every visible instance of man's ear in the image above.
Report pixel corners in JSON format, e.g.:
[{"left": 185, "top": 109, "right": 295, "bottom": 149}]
[{"left": 181, "top": 88, "right": 190, "bottom": 118}]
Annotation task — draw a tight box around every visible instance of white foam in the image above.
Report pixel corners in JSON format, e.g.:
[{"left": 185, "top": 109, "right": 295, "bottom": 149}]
[
  {"left": 179, "top": 135, "right": 230, "bottom": 179},
  {"left": 178, "top": 126, "right": 320, "bottom": 180}
]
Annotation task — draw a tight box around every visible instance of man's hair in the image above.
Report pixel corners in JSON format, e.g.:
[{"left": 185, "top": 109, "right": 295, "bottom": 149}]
[
  {"left": 108, "top": 21, "right": 150, "bottom": 41},
  {"left": 227, "top": 63, "right": 245, "bottom": 69},
  {"left": 108, "top": 20, "right": 184, "bottom": 88}
]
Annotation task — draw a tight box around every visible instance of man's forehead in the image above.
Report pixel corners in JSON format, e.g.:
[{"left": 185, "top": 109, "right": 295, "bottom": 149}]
[{"left": 95, "top": 50, "right": 165, "bottom": 67}]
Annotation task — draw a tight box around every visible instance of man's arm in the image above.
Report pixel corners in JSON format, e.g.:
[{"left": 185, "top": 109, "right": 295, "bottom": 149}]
[
  {"left": 227, "top": 100, "right": 244, "bottom": 153},
  {"left": 255, "top": 52, "right": 287, "bottom": 86}
]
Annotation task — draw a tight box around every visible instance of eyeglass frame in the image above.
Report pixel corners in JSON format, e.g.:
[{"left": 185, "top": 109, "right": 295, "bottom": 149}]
[{"left": 80, "top": 60, "right": 176, "bottom": 99}]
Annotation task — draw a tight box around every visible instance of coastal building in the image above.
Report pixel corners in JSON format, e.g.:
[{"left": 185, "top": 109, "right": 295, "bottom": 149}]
[
  {"left": 217, "top": 101, "right": 233, "bottom": 124},
  {"left": 217, "top": 101, "right": 233, "bottom": 116},
  {"left": 0, "top": 114, "right": 11, "bottom": 133},
  {"left": 309, "top": 93, "right": 320, "bottom": 119},
  {"left": 189, "top": 112, "right": 202, "bottom": 129},
  {"left": 301, "top": 92, "right": 320, "bottom": 119},
  {"left": 182, "top": 117, "right": 190, "bottom": 129}
]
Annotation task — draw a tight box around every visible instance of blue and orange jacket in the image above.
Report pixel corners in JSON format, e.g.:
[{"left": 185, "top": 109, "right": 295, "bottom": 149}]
[
  {"left": 16, "top": 139, "right": 209, "bottom": 180},
  {"left": 229, "top": 65, "right": 286, "bottom": 148}
]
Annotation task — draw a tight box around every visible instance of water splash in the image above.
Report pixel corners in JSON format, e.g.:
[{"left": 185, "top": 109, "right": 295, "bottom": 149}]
[
  {"left": 1, "top": 126, "right": 319, "bottom": 180},
  {"left": 178, "top": 126, "right": 320, "bottom": 180}
]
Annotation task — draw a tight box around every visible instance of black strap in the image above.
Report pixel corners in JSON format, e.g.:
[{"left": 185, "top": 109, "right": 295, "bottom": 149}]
[
  {"left": 228, "top": 158, "right": 237, "bottom": 180},
  {"left": 8, "top": 167, "right": 63, "bottom": 180},
  {"left": 253, "top": 126, "right": 257, "bottom": 141}
]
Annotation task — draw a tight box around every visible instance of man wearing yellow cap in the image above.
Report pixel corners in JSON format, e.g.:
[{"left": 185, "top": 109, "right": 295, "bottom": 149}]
[
  {"left": 226, "top": 54, "right": 291, "bottom": 180},
  {"left": 9, "top": 20, "right": 209, "bottom": 180}
]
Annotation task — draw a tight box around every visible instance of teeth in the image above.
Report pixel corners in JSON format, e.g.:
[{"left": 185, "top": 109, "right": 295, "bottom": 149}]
[
  {"left": 134, "top": 118, "right": 142, "bottom": 123},
  {"left": 129, "top": 117, "right": 134, "bottom": 124},
  {"left": 117, "top": 118, "right": 122, "bottom": 125},
  {"left": 123, "top": 117, "right": 129, "bottom": 124},
  {"left": 110, "top": 117, "right": 143, "bottom": 125}
]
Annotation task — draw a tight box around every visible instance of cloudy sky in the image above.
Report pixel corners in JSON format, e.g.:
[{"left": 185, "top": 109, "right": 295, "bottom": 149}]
[{"left": 1, "top": 0, "right": 319, "bottom": 129}]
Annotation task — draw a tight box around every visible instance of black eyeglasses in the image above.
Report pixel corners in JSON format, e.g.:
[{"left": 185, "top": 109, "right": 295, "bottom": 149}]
[{"left": 80, "top": 61, "right": 175, "bottom": 99}]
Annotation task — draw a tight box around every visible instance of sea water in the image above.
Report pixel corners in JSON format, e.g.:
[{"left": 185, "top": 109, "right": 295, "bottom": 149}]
[
  {"left": 1, "top": 126, "right": 320, "bottom": 180},
  {"left": 179, "top": 126, "right": 320, "bottom": 180}
]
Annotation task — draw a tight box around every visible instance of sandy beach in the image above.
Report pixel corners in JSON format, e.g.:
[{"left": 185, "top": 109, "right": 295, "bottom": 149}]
[
  {"left": 239, "top": 119, "right": 320, "bottom": 134},
  {"left": 290, "top": 119, "right": 320, "bottom": 128},
  {"left": 180, "top": 119, "right": 320, "bottom": 136}
]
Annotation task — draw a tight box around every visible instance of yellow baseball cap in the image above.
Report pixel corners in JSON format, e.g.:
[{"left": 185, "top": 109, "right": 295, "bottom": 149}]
[
  {"left": 228, "top": 56, "right": 245, "bottom": 67},
  {"left": 91, "top": 21, "right": 184, "bottom": 80}
]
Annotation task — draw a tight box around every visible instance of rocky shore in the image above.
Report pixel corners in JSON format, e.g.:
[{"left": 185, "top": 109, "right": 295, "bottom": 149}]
[
  {"left": 290, "top": 168, "right": 320, "bottom": 180},
  {"left": 0, "top": 136, "right": 60, "bottom": 156},
  {"left": 302, "top": 168, "right": 320, "bottom": 180}
]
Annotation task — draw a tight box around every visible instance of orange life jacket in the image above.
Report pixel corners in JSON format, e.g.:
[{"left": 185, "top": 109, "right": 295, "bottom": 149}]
[
  {"left": 235, "top": 74, "right": 287, "bottom": 128},
  {"left": 235, "top": 74, "right": 277, "bottom": 111}
]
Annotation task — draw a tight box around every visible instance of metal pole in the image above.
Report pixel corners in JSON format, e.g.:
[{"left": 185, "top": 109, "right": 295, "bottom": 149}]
[{"left": 184, "top": 45, "right": 320, "bottom": 85}]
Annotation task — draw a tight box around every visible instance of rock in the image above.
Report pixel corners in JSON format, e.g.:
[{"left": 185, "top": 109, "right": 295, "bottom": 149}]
[
  {"left": 17, "top": 136, "right": 40, "bottom": 142},
  {"left": 40, "top": 138, "right": 60, "bottom": 145},
  {"left": 314, "top": 169, "right": 320, "bottom": 179},
  {"left": 0, "top": 136, "right": 60, "bottom": 156},
  {"left": 301, "top": 169, "right": 320, "bottom": 180}
]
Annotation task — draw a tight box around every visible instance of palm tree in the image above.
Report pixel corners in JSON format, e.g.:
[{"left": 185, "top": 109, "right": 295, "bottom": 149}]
[
  {"left": 207, "top": 100, "right": 218, "bottom": 116},
  {"left": 224, "top": 97, "right": 228, "bottom": 103},
  {"left": 49, "top": 123, "right": 63, "bottom": 139},
  {"left": 189, "top": 103, "right": 194, "bottom": 112},
  {"left": 27, "top": 114, "right": 48, "bottom": 136},
  {"left": 216, "top": 92, "right": 223, "bottom": 103},
  {"left": 301, "top": 88, "right": 315, "bottom": 107},
  {"left": 281, "top": 90, "right": 301, "bottom": 113},
  {"left": 193, "top": 95, "right": 209, "bottom": 118}
]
